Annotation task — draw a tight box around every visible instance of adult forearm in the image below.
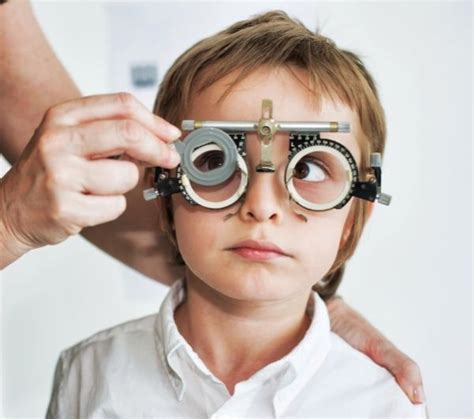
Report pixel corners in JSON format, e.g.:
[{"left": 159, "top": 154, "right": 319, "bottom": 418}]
[
  {"left": 325, "top": 295, "right": 353, "bottom": 336},
  {"left": 0, "top": 0, "right": 80, "bottom": 163},
  {"left": 0, "top": 2, "right": 179, "bottom": 283}
]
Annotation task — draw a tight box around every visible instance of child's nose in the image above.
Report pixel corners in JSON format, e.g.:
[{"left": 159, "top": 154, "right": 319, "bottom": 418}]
[{"left": 237, "top": 171, "right": 288, "bottom": 223}]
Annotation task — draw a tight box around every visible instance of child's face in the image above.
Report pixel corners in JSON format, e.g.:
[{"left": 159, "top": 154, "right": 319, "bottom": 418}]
[{"left": 171, "top": 65, "right": 361, "bottom": 302}]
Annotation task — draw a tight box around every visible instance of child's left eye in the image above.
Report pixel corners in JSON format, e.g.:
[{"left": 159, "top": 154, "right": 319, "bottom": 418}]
[{"left": 293, "top": 158, "right": 328, "bottom": 182}]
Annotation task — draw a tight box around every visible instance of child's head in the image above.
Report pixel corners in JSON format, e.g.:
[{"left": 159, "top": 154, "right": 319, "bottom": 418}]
[{"left": 151, "top": 10, "right": 386, "bottom": 301}]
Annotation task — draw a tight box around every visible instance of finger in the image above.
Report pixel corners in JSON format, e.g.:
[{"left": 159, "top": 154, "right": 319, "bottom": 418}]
[
  {"left": 391, "top": 356, "right": 425, "bottom": 404},
  {"left": 80, "top": 159, "right": 140, "bottom": 195},
  {"left": 368, "top": 340, "right": 426, "bottom": 404},
  {"left": 47, "top": 92, "right": 181, "bottom": 142},
  {"left": 64, "top": 120, "right": 181, "bottom": 168},
  {"left": 74, "top": 194, "right": 127, "bottom": 227}
]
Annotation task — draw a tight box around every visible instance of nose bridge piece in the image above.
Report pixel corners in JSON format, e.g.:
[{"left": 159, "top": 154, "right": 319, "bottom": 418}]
[{"left": 256, "top": 99, "right": 278, "bottom": 173}]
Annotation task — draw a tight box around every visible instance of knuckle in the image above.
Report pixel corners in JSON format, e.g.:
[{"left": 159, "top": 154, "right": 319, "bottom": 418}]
[
  {"left": 37, "top": 129, "right": 63, "bottom": 161},
  {"left": 388, "top": 356, "right": 419, "bottom": 383},
  {"left": 44, "top": 170, "right": 67, "bottom": 191},
  {"left": 50, "top": 200, "right": 81, "bottom": 235},
  {"left": 118, "top": 119, "right": 142, "bottom": 143},
  {"left": 68, "top": 127, "right": 85, "bottom": 148},
  {"left": 37, "top": 129, "right": 58, "bottom": 149},
  {"left": 43, "top": 104, "right": 62, "bottom": 125},
  {"left": 49, "top": 197, "right": 67, "bottom": 223},
  {"left": 401, "top": 357, "right": 420, "bottom": 376},
  {"left": 116, "top": 92, "right": 137, "bottom": 114}
]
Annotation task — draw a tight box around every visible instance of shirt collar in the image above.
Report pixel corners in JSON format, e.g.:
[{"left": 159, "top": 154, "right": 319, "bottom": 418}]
[
  {"left": 154, "top": 279, "right": 187, "bottom": 400},
  {"left": 154, "top": 278, "right": 332, "bottom": 408}
]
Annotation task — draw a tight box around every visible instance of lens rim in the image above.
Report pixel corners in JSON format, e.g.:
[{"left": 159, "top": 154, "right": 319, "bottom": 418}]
[
  {"left": 178, "top": 152, "right": 248, "bottom": 209},
  {"left": 285, "top": 135, "right": 359, "bottom": 211},
  {"left": 172, "top": 130, "right": 359, "bottom": 211},
  {"left": 176, "top": 127, "right": 238, "bottom": 186}
]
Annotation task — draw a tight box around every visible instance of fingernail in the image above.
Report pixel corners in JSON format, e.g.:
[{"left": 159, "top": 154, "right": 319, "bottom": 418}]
[
  {"left": 413, "top": 386, "right": 426, "bottom": 403},
  {"left": 167, "top": 125, "right": 181, "bottom": 139}
]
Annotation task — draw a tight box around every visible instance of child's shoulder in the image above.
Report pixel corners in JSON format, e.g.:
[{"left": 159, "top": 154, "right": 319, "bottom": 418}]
[
  {"left": 321, "top": 332, "right": 426, "bottom": 417},
  {"left": 328, "top": 331, "right": 388, "bottom": 373},
  {"left": 48, "top": 313, "right": 170, "bottom": 416},
  {"left": 60, "top": 313, "right": 157, "bottom": 366}
]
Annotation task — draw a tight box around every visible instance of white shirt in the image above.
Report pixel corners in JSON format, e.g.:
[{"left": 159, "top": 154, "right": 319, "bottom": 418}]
[{"left": 46, "top": 279, "right": 426, "bottom": 418}]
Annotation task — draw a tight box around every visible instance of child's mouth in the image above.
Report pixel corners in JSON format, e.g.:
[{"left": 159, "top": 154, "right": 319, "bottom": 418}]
[
  {"left": 230, "top": 247, "right": 286, "bottom": 261},
  {"left": 227, "top": 239, "right": 290, "bottom": 261}
]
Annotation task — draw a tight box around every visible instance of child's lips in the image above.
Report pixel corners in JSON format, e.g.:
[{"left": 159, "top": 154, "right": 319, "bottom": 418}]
[
  {"left": 227, "top": 239, "right": 291, "bottom": 260},
  {"left": 230, "top": 247, "right": 286, "bottom": 261}
]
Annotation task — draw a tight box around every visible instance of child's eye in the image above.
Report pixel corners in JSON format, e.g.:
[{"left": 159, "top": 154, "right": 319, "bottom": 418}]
[
  {"left": 293, "top": 158, "right": 329, "bottom": 182},
  {"left": 194, "top": 150, "right": 225, "bottom": 172}
]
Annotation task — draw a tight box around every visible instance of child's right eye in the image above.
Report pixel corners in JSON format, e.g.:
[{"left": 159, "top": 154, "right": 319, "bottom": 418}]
[{"left": 194, "top": 150, "right": 225, "bottom": 172}]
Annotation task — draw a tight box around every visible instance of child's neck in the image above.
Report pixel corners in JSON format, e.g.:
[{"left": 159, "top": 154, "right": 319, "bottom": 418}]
[{"left": 173, "top": 273, "right": 312, "bottom": 395}]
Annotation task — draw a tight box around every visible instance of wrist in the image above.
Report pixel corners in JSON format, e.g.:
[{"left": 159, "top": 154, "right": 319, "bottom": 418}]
[
  {"left": 0, "top": 222, "right": 32, "bottom": 269},
  {"left": 0, "top": 176, "right": 33, "bottom": 268}
]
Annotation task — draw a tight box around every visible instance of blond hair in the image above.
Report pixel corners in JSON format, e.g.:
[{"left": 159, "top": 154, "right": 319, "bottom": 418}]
[{"left": 150, "top": 10, "right": 386, "bottom": 300}]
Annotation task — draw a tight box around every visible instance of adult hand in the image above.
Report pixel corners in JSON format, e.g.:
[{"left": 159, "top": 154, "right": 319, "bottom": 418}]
[
  {"left": 326, "top": 296, "right": 429, "bottom": 414},
  {"left": 0, "top": 92, "right": 181, "bottom": 268}
]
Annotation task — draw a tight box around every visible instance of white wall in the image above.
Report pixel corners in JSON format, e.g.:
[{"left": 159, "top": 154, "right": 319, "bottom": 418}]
[{"left": 1, "top": 1, "right": 472, "bottom": 417}]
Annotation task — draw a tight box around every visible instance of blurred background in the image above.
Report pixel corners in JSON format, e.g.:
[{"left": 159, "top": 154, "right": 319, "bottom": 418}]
[{"left": 0, "top": 1, "right": 472, "bottom": 417}]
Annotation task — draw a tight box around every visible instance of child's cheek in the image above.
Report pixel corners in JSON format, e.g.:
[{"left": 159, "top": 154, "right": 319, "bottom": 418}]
[
  {"left": 173, "top": 209, "right": 218, "bottom": 264},
  {"left": 301, "top": 216, "right": 347, "bottom": 278}
]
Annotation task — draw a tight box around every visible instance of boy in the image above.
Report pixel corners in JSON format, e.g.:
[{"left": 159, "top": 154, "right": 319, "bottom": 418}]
[{"left": 47, "top": 11, "right": 426, "bottom": 417}]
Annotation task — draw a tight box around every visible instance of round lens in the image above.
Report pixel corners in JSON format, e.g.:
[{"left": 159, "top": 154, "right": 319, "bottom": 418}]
[
  {"left": 175, "top": 127, "right": 238, "bottom": 187},
  {"left": 286, "top": 146, "right": 353, "bottom": 210},
  {"left": 189, "top": 143, "right": 243, "bottom": 203}
]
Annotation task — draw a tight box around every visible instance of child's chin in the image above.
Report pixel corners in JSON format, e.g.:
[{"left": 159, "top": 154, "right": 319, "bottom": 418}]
[{"left": 215, "top": 273, "right": 300, "bottom": 302}]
